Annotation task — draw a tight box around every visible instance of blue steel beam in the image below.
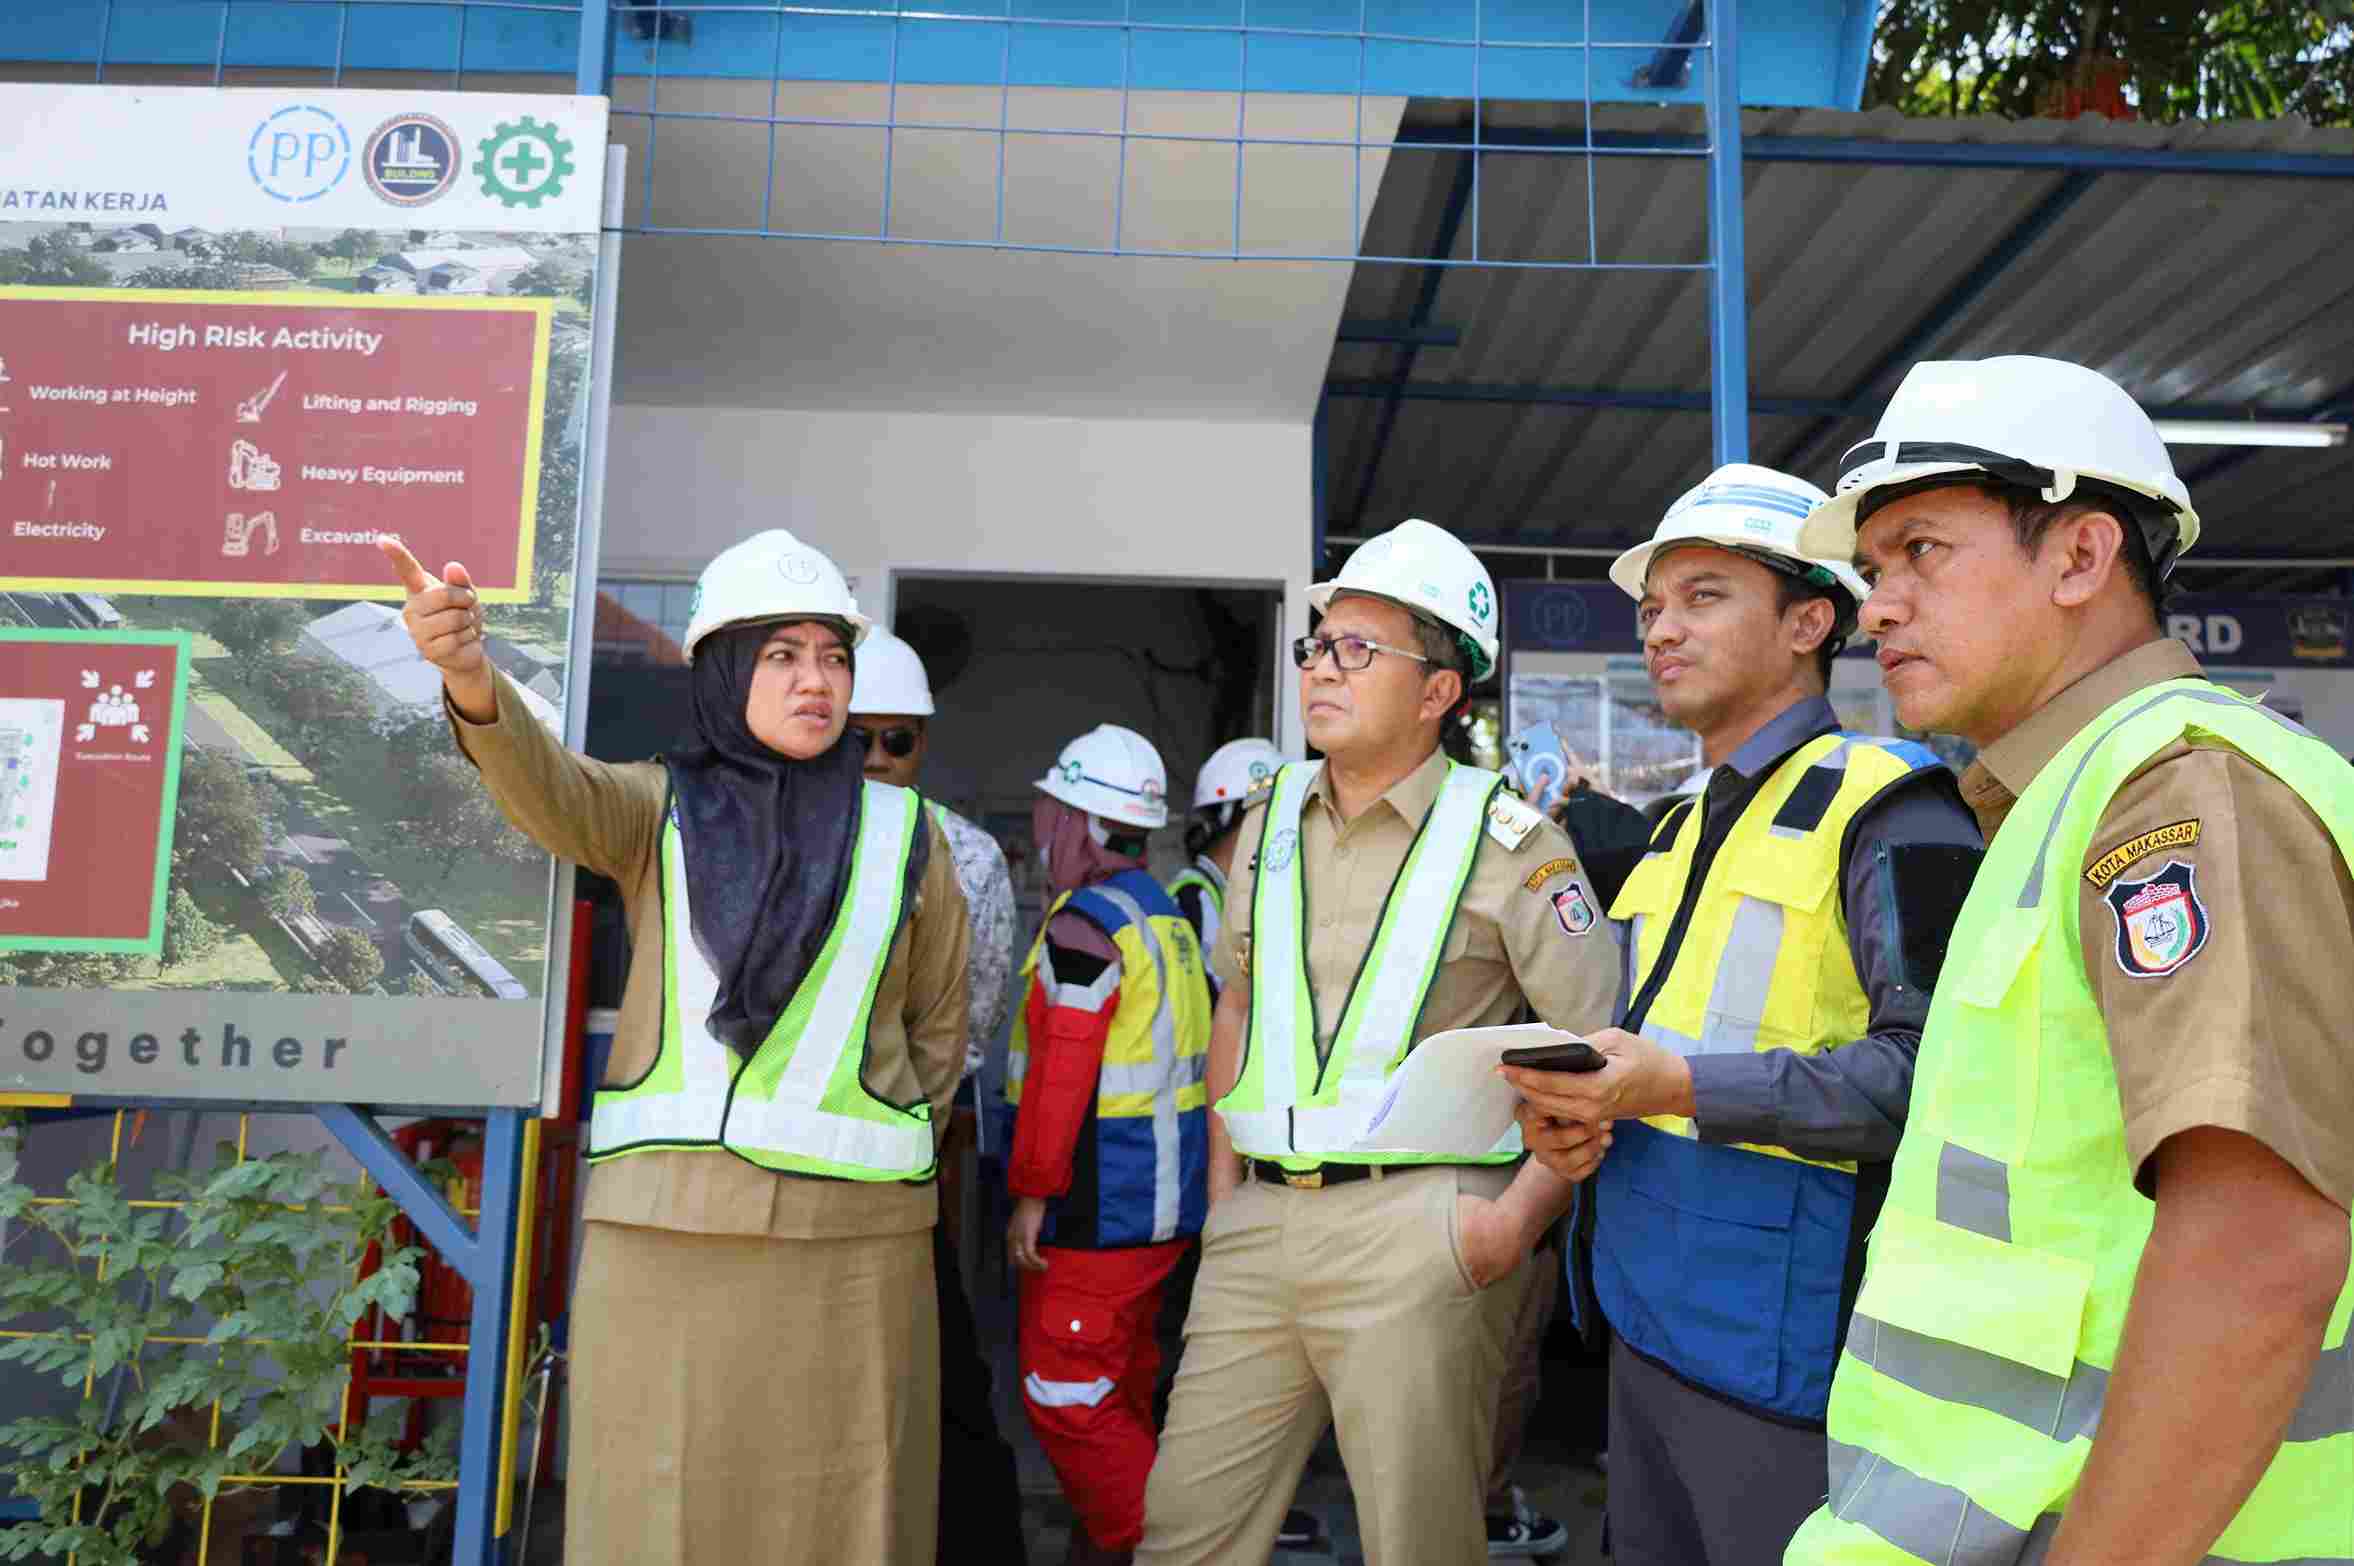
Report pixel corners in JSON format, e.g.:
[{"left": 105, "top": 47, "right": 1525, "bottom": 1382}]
[
  {"left": 1337, "top": 320, "right": 1464, "bottom": 347},
  {"left": 1398, "top": 126, "right": 2354, "bottom": 180},
  {"left": 1703, "top": 0, "right": 1747, "bottom": 465},
  {"left": 315, "top": 1105, "right": 481, "bottom": 1286},
  {"left": 1770, "top": 170, "right": 2100, "bottom": 474},
  {"left": 1346, "top": 152, "right": 1478, "bottom": 529},
  {"left": 576, "top": 0, "right": 614, "bottom": 95},
  {"left": 451, "top": 1109, "right": 528, "bottom": 1566},
  {"left": 1634, "top": 0, "right": 1707, "bottom": 89},
  {"left": 1321, "top": 379, "right": 2335, "bottom": 427}
]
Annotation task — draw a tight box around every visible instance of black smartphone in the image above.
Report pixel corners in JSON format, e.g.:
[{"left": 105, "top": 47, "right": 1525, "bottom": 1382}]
[{"left": 1499, "top": 1039, "right": 1608, "bottom": 1074}]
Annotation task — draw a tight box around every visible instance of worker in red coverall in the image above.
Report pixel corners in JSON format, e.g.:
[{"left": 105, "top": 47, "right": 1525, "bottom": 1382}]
[{"left": 1007, "top": 724, "right": 1214, "bottom": 1566}]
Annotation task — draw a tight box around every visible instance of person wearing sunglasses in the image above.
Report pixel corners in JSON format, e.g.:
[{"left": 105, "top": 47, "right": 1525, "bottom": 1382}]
[
  {"left": 380, "top": 529, "right": 968, "bottom": 1566},
  {"left": 848, "top": 628, "right": 1029, "bottom": 1566},
  {"left": 1138, "top": 519, "right": 1620, "bottom": 1566}
]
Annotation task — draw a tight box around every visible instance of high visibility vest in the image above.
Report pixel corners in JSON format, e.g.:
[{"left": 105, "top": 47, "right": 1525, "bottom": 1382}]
[
  {"left": 1009, "top": 869, "right": 1214, "bottom": 1246},
  {"left": 1166, "top": 858, "right": 1226, "bottom": 960},
  {"left": 1789, "top": 679, "right": 2354, "bottom": 1565},
  {"left": 587, "top": 779, "right": 936, "bottom": 1182},
  {"left": 1215, "top": 759, "right": 1521, "bottom": 1172},
  {"left": 1590, "top": 731, "right": 1942, "bottom": 1420}
]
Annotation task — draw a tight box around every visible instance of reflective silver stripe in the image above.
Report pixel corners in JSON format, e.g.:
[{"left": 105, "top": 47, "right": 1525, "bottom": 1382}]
[
  {"left": 1233, "top": 763, "right": 1316, "bottom": 1155},
  {"left": 1827, "top": 1440, "right": 2063, "bottom": 1566},
  {"left": 1848, "top": 1313, "right": 2107, "bottom": 1444},
  {"left": 1695, "top": 894, "right": 1783, "bottom": 1052},
  {"left": 1042, "top": 945, "right": 1122, "bottom": 1014},
  {"left": 1294, "top": 765, "right": 1495, "bottom": 1152},
  {"left": 1937, "top": 1141, "right": 2012, "bottom": 1243},
  {"left": 1091, "top": 883, "right": 1188, "bottom": 1242},
  {"left": 2020, "top": 689, "right": 2310, "bottom": 909}
]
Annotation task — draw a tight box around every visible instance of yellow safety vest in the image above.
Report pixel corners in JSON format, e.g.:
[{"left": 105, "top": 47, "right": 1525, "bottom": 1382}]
[
  {"left": 1789, "top": 680, "right": 2354, "bottom": 1564},
  {"left": 587, "top": 779, "right": 935, "bottom": 1182},
  {"left": 1008, "top": 869, "right": 1213, "bottom": 1245},
  {"left": 1593, "top": 730, "right": 1942, "bottom": 1419}
]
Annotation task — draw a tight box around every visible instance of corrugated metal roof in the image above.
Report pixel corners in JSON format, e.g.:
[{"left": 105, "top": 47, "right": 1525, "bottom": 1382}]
[{"left": 1327, "top": 103, "right": 2354, "bottom": 584}]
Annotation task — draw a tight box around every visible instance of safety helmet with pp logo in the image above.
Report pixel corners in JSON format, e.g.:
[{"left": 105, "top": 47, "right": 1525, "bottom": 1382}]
[
  {"left": 681, "top": 529, "right": 870, "bottom": 664},
  {"left": 1610, "top": 465, "right": 1868, "bottom": 635},
  {"left": 1797, "top": 356, "right": 2200, "bottom": 579},
  {"left": 1036, "top": 724, "right": 1171, "bottom": 830},
  {"left": 1191, "top": 737, "right": 1290, "bottom": 812},
  {"left": 1307, "top": 518, "right": 1500, "bottom": 682}
]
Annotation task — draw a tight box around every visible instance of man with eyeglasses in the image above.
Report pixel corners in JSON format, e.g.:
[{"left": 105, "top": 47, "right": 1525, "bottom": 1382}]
[
  {"left": 849, "top": 627, "right": 1029, "bottom": 1566},
  {"left": 1137, "top": 519, "right": 1620, "bottom": 1566},
  {"left": 1500, "top": 464, "right": 1982, "bottom": 1566}
]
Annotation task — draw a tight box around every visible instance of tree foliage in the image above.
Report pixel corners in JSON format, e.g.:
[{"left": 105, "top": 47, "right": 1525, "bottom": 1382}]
[
  {"left": 1870, "top": 2, "right": 2354, "bottom": 125},
  {"left": 160, "top": 888, "right": 222, "bottom": 970},
  {"left": 171, "top": 748, "right": 270, "bottom": 882},
  {"left": 261, "top": 866, "right": 317, "bottom": 925},
  {"left": 206, "top": 599, "right": 304, "bottom": 662},
  {"left": 0, "top": 1137, "right": 438, "bottom": 1566},
  {"left": 0, "top": 234, "right": 111, "bottom": 287},
  {"left": 314, "top": 928, "right": 385, "bottom": 993}
]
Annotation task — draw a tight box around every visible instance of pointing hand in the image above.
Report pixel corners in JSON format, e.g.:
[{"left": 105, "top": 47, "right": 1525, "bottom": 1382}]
[{"left": 378, "top": 535, "right": 494, "bottom": 721}]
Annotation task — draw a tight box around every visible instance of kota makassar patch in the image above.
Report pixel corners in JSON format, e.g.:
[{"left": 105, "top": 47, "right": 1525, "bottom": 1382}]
[{"left": 2104, "top": 859, "right": 2209, "bottom": 979}]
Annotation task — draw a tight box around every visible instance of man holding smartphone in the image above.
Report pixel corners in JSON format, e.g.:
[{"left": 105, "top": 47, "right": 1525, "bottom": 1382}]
[
  {"left": 1504, "top": 464, "right": 1982, "bottom": 1565},
  {"left": 1137, "top": 519, "right": 1620, "bottom": 1565}
]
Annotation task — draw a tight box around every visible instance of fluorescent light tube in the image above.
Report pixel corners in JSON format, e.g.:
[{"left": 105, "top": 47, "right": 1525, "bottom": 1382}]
[{"left": 2153, "top": 420, "right": 2348, "bottom": 448}]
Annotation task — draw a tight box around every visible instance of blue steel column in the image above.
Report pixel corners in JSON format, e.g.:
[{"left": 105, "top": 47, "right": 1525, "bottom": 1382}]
[
  {"left": 1704, "top": 0, "right": 1748, "bottom": 466},
  {"left": 453, "top": 1109, "right": 528, "bottom": 1566},
  {"left": 576, "top": 0, "right": 613, "bottom": 94}
]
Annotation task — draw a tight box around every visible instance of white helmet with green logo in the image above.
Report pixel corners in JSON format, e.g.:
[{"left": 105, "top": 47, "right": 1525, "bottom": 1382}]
[
  {"left": 1308, "top": 518, "right": 1500, "bottom": 681},
  {"left": 682, "top": 528, "right": 869, "bottom": 665}
]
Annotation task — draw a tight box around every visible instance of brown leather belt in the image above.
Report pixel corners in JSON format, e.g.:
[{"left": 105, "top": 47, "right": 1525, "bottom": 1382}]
[{"left": 1248, "top": 1159, "right": 1386, "bottom": 1190}]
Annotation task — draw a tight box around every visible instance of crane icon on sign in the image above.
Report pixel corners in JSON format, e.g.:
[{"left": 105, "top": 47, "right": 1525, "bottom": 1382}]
[{"left": 238, "top": 370, "right": 287, "bottom": 424}]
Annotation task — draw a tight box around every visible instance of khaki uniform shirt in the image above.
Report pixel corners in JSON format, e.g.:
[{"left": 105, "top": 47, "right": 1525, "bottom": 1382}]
[
  {"left": 1210, "top": 748, "right": 1621, "bottom": 1051},
  {"left": 450, "top": 671, "right": 971, "bottom": 1239},
  {"left": 1961, "top": 638, "right": 2354, "bottom": 1210}
]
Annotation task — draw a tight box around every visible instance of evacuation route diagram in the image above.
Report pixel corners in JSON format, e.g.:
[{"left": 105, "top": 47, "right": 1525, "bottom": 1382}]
[{"left": 0, "top": 697, "right": 64, "bottom": 882}]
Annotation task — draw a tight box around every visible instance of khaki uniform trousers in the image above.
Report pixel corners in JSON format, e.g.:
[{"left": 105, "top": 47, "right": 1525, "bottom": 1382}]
[{"left": 1137, "top": 1163, "right": 1531, "bottom": 1566}]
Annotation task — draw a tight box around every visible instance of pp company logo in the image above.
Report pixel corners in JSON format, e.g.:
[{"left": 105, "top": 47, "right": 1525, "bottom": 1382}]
[
  {"left": 248, "top": 105, "right": 352, "bottom": 204},
  {"left": 363, "top": 113, "right": 460, "bottom": 207}
]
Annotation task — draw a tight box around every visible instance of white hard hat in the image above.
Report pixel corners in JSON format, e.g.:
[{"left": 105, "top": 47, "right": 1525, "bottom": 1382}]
[
  {"left": 1191, "top": 737, "right": 1288, "bottom": 812},
  {"left": 1610, "top": 463, "right": 1868, "bottom": 611},
  {"left": 848, "top": 628, "right": 935, "bottom": 717},
  {"left": 1308, "top": 518, "right": 1500, "bottom": 682},
  {"left": 1798, "top": 356, "right": 2199, "bottom": 576},
  {"left": 681, "top": 528, "right": 869, "bottom": 665},
  {"left": 1036, "top": 724, "right": 1170, "bottom": 830}
]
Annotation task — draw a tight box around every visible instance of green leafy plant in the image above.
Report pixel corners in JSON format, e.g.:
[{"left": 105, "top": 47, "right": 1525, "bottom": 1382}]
[{"left": 0, "top": 1121, "right": 444, "bottom": 1564}]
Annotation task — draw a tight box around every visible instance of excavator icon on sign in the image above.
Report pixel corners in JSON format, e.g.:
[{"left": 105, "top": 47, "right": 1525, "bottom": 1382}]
[{"left": 222, "top": 510, "right": 279, "bottom": 558}]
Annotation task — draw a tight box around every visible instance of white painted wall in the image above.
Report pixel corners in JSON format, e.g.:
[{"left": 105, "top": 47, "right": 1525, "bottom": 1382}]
[{"left": 599, "top": 403, "right": 1318, "bottom": 745}]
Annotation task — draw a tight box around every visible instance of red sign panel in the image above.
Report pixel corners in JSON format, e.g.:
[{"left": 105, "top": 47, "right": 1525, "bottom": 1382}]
[
  {"left": 0, "top": 289, "right": 551, "bottom": 603},
  {"left": 0, "top": 630, "right": 190, "bottom": 955}
]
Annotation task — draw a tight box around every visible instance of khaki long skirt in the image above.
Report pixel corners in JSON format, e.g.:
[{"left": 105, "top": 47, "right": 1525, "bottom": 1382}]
[{"left": 565, "top": 1219, "right": 940, "bottom": 1565}]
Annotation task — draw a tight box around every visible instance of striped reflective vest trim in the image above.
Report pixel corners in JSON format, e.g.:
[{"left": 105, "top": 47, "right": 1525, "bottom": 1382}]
[
  {"left": 1215, "top": 759, "right": 1518, "bottom": 1170},
  {"left": 586, "top": 779, "right": 936, "bottom": 1182},
  {"left": 1790, "top": 680, "right": 2354, "bottom": 1566},
  {"left": 1008, "top": 869, "right": 1213, "bottom": 1245},
  {"left": 1166, "top": 859, "right": 1226, "bottom": 966},
  {"left": 1589, "top": 730, "right": 1941, "bottom": 1420}
]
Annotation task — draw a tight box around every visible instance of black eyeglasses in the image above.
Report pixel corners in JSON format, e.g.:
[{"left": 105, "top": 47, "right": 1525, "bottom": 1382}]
[
  {"left": 855, "top": 724, "right": 921, "bottom": 758},
  {"left": 1291, "top": 634, "right": 1431, "bottom": 673}
]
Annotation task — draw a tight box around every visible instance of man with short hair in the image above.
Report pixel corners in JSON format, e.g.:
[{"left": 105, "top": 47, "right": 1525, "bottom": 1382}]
[
  {"left": 1505, "top": 464, "right": 1982, "bottom": 1565},
  {"left": 1138, "top": 519, "right": 1621, "bottom": 1565},
  {"left": 849, "top": 628, "right": 1028, "bottom": 1566},
  {"left": 1782, "top": 357, "right": 2354, "bottom": 1566}
]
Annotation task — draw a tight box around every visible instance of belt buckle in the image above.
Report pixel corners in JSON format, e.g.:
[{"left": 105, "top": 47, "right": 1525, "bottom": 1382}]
[{"left": 1282, "top": 1167, "right": 1324, "bottom": 1190}]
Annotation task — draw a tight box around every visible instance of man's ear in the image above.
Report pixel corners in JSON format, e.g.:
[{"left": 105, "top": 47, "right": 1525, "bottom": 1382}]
[
  {"left": 1786, "top": 593, "right": 1837, "bottom": 658},
  {"left": 1422, "top": 666, "right": 1466, "bottom": 723},
  {"left": 2049, "top": 508, "right": 2129, "bottom": 611}
]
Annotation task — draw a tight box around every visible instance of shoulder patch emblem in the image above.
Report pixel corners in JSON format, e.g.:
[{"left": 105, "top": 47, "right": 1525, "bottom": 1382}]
[
  {"left": 2085, "top": 818, "right": 2202, "bottom": 890},
  {"left": 1523, "top": 855, "right": 1580, "bottom": 892},
  {"left": 2105, "top": 859, "right": 2209, "bottom": 979},
  {"left": 1486, "top": 792, "right": 1543, "bottom": 851},
  {"left": 1552, "top": 880, "right": 1598, "bottom": 937}
]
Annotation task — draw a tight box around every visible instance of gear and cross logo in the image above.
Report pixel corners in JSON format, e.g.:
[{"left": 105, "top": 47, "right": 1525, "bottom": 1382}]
[
  {"left": 474, "top": 116, "right": 576, "bottom": 210},
  {"left": 1468, "top": 580, "right": 1493, "bottom": 625}
]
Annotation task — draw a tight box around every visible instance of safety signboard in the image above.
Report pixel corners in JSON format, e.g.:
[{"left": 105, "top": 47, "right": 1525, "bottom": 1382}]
[
  {"left": 0, "top": 629, "right": 190, "bottom": 956},
  {"left": 0, "top": 290, "right": 549, "bottom": 602}
]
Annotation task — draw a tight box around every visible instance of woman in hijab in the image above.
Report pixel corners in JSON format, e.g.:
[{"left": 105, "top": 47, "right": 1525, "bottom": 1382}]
[{"left": 380, "top": 529, "right": 970, "bottom": 1566}]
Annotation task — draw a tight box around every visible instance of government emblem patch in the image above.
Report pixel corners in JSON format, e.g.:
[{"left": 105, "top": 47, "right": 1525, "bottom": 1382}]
[{"left": 2104, "top": 859, "right": 2209, "bottom": 979}]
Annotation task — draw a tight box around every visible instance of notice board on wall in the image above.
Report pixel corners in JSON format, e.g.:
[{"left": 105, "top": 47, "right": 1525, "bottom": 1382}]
[{"left": 0, "top": 86, "right": 611, "bottom": 1106}]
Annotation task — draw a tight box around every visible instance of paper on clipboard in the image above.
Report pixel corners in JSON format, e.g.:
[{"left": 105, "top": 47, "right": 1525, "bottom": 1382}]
[{"left": 1350, "top": 1024, "right": 1593, "bottom": 1157}]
